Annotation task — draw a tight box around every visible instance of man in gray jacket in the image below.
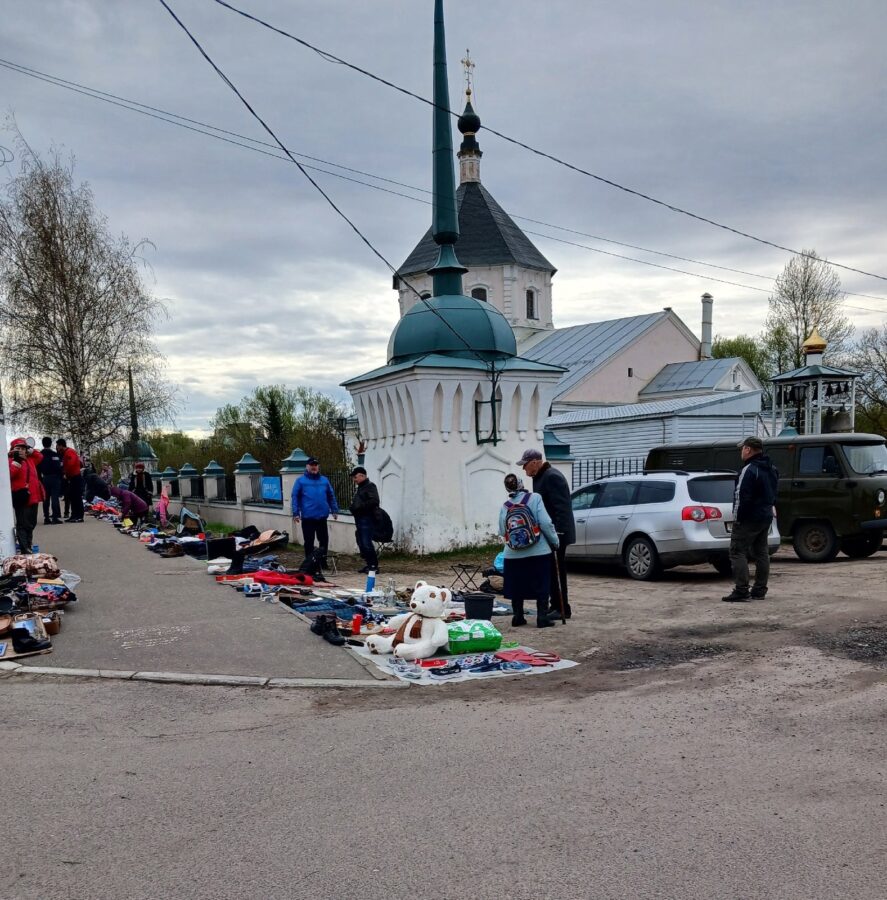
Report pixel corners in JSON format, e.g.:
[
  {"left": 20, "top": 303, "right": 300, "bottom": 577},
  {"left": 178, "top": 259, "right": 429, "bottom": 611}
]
[{"left": 519, "top": 448, "right": 576, "bottom": 620}]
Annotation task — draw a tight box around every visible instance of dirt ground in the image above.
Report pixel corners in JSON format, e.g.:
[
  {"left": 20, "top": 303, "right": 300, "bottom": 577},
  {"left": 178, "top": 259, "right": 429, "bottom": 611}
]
[{"left": 300, "top": 544, "right": 887, "bottom": 709}]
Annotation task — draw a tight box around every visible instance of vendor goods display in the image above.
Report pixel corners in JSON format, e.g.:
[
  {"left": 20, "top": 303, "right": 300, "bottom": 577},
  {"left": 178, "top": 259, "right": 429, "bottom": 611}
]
[
  {"left": 2, "top": 554, "right": 61, "bottom": 579},
  {"left": 365, "top": 581, "right": 450, "bottom": 660},
  {"left": 447, "top": 619, "right": 502, "bottom": 654}
]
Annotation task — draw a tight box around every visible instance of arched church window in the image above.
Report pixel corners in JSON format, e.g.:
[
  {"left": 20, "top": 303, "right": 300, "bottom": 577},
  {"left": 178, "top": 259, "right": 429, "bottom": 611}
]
[
  {"left": 526, "top": 289, "right": 537, "bottom": 319},
  {"left": 471, "top": 287, "right": 488, "bottom": 302}
]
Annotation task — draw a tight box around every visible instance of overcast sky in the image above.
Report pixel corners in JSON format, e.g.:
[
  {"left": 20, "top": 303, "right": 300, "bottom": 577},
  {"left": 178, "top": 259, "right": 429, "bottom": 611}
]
[{"left": 3, "top": 0, "right": 886, "bottom": 433}]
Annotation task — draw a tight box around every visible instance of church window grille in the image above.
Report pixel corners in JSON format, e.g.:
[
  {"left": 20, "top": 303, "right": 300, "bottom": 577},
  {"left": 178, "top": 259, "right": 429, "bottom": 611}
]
[{"left": 526, "top": 289, "right": 537, "bottom": 319}]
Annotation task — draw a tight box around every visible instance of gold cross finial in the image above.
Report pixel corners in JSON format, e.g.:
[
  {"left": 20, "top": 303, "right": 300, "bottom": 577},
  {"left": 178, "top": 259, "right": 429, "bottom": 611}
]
[{"left": 461, "top": 49, "right": 475, "bottom": 97}]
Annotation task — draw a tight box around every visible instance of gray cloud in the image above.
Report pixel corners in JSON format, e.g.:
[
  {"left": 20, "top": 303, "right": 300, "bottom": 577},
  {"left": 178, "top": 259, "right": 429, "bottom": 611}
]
[{"left": 3, "top": 0, "right": 885, "bottom": 434}]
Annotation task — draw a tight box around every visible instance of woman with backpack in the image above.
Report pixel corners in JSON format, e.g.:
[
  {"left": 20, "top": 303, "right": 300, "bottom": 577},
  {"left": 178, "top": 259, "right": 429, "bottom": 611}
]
[{"left": 498, "top": 473, "right": 559, "bottom": 628}]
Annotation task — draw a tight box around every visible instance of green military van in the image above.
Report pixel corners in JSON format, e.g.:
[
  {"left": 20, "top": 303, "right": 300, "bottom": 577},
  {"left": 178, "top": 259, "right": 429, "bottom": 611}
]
[{"left": 645, "top": 433, "right": 887, "bottom": 562}]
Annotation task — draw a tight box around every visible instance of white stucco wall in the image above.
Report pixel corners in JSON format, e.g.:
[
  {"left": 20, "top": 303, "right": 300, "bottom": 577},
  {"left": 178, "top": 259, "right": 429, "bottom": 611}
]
[{"left": 398, "top": 264, "right": 553, "bottom": 332}]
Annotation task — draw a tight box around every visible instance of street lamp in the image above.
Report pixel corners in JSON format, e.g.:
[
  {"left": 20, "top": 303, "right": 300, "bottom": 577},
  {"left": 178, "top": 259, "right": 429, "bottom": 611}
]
[{"left": 329, "top": 415, "right": 349, "bottom": 466}]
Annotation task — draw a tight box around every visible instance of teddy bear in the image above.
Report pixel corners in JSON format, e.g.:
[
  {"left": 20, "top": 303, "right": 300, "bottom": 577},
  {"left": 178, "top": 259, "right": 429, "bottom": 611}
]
[{"left": 365, "top": 580, "right": 451, "bottom": 660}]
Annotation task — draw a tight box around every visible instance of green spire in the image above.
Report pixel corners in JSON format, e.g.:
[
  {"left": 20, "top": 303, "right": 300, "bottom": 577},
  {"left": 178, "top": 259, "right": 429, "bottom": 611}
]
[{"left": 428, "top": 0, "right": 466, "bottom": 297}]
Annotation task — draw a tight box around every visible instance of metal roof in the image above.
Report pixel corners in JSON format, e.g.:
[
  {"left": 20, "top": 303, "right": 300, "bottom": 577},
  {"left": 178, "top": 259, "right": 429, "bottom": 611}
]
[
  {"left": 397, "top": 181, "right": 555, "bottom": 276},
  {"left": 546, "top": 392, "right": 759, "bottom": 427},
  {"left": 639, "top": 357, "right": 740, "bottom": 395},
  {"left": 521, "top": 312, "right": 668, "bottom": 398},
  {"left": 771, "top": 363, "right": 861, "bottom": 382}
]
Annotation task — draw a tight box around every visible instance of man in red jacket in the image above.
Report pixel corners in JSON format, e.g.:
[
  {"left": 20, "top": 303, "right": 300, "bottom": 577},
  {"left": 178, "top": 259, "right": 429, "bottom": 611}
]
[
  {"left": 8, "top": 437, "right": 45, "bottom": 553},
  {"left": 56, "top": 438, "right": 85, "bottom": 522}
]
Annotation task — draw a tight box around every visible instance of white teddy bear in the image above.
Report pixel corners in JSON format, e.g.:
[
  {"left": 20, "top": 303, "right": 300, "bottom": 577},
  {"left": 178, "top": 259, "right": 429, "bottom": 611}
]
[{"left": 365, "top": 580, "right": 451, "bottom": 660}]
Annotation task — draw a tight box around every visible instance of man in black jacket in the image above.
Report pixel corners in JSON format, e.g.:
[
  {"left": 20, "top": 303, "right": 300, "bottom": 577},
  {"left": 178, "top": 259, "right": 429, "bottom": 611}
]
[
  {"left": 349, "top": 466, "right": 380, "bottom": 574},
  {"left": 723, "top": 436, "right": 778, "bottom": 602},
  {"left": 37, "top": 436, "right": 63, "bottom": 524},
  {"left": 519, "top": 448, "right": 576, "bottom": 620}
]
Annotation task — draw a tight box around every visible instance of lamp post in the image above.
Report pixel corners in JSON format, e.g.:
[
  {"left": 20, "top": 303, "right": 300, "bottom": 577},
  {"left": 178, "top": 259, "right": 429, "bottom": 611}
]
[{"left": 333, "top": 416, "right": 348, "bottom": 467}]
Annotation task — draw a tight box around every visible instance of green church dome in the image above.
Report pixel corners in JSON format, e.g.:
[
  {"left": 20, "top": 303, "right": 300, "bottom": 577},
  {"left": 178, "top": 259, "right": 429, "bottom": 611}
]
[{"left": 388, "top": 294, "right": 517, "bottom": 364}]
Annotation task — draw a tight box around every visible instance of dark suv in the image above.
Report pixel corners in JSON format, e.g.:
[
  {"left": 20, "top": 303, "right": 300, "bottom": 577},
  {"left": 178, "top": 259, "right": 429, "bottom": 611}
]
[{"left": 646, "top": 433, "right": 887, "bottom": 562}]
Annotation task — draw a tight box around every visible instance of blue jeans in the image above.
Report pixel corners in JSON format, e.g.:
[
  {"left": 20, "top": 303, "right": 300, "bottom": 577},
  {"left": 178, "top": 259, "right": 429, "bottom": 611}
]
[{"left": 355, "top": 517, "right": 378, "bottom": 569}]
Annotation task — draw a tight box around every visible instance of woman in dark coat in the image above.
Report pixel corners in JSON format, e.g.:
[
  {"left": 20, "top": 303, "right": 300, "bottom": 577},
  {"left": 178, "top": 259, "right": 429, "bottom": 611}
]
[{"left": 128, "top": 463, "right": 154, "bottom": 511}]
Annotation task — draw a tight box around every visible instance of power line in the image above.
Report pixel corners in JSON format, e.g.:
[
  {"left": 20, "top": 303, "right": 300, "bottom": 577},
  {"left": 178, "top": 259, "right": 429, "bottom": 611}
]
[
  {"left": 3, "top": 54, "right": 886, "bottom": 318},
  {"left": 156, "top": 0, "right": 493, "bottom": 369},
  {"left": 209, "top": 0, "right": 887, "bottom": 286}
]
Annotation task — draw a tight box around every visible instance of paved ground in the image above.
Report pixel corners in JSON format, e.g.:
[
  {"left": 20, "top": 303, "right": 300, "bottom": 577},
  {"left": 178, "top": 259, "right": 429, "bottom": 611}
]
[
  {"left": 5, "top": 526, "right": 887, "bottom": 898},
  {"left": 23, "top": 518, "right": 372, "bottom": 680}
]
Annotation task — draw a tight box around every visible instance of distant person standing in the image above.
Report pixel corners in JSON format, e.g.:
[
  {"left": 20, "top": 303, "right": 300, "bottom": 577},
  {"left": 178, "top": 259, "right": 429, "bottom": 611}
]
[
  {"left": 518, "top": 448, "right": 576, "bottom": 620},
  {"left": 128, "top": 463, "right": 154, "bottom": 512},
  {"left": 291, "top": 456, "right": 339, "bottom": 566},
  {"left": 100, "top": 463, "right": 114, "bottom": 486},
  {"left": 37, "top": 436, "right": 63, "bottom": 525},
  {"left": 722, "top": 437, "right": 779, "bottom": 602},
  {"left": 349, "top": 466, "right": 380, "bottom": 574},
  {"left": 56, "top": 438, "right": 84, "bottom": 523},
  {"left": 8, "top": 437, "right": 44, "bottom": 553}
]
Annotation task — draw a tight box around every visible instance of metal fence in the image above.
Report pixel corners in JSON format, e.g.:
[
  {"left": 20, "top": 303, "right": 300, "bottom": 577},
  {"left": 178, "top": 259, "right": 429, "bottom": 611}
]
[
  {"left": 326, "top": 469, "right": 357, "bottom": 511},
  {"left": 572, "top": 456, "right": 645, "bottom": 488}
]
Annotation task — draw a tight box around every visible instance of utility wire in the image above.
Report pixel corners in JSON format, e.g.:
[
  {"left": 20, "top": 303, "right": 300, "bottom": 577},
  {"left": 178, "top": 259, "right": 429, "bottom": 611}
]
[
  {"left": 156, "top": 0, "right": 492, "bottom": 369},
  {"left": 210, "top": 0, "right": 887, "bottom": 286},
  {"left": 4, "top": 54, "right": 885, "bottom": 318}
]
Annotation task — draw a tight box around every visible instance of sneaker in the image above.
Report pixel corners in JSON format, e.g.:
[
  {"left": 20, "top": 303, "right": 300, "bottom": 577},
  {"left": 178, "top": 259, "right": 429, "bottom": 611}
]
[
  {"left": 750, "top": 586, "right": 768, "bottom": 599},
  {"left": 51, "top": 519, "right": 63, "bottom": 524},
  {"left": 722, "top": 589, "right": 751, "bottom": 602},
  {"left": 43, "top": 519, "right": 51, "bottom": 526}
]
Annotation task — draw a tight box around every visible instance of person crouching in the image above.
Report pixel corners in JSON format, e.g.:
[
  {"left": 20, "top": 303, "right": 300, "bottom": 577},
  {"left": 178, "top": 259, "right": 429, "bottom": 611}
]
[{"left": 109, "top": 485, "right": 149, "bottom": 528}]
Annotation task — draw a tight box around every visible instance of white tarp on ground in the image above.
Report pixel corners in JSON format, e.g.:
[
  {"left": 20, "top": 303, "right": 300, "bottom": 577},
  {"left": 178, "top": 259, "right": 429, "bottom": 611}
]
[{"left": 349, "top": 644, "right": 577, "bottom": 686}]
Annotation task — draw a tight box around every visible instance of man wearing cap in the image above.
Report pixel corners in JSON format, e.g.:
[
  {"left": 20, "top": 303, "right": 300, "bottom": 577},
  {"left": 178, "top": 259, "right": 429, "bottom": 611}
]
[
  {"left": 723, "top": 436, "right": 779, "bottom": 602},
  {"left": 291, "top": 457, "right": 339, "bottom": 567},
  {"left": 349, "top": 466, "right": 380, "bottom": 574},
  {"left": 8, "top": 437, "right": 44, "bottom": 553},
  {"left": 518, "top": 448, "right": 576, "bottom": 620}
]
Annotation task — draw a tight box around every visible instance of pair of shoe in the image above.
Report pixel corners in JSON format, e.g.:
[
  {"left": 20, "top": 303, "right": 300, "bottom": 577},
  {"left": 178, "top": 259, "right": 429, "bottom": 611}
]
[
  {"left": 310, "top": 614, "right": 345, "bottom": 646},
  {"left": 68, "top": 518, "right": 84, "bottom": 523},
  {"left": 722, "top": 588, "right": 750, "bottom": 602}
]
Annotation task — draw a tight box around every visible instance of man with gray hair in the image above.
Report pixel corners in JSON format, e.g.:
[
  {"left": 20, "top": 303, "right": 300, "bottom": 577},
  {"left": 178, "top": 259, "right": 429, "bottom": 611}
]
[
  {"left": 723, "top": 436, "right": 778, "bottom": 603},
  {"left": 517, "top": 448, "right": 576, "bottom": 620}
]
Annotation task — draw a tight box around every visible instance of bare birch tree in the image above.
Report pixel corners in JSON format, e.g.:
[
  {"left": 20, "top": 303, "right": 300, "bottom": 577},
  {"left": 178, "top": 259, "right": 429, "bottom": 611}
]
[
  {"left": 763, "top": 250, "right": 853, "bottom": 371},
  {"left": 0, "top": 136, "right": 175, "bottom": 449}
]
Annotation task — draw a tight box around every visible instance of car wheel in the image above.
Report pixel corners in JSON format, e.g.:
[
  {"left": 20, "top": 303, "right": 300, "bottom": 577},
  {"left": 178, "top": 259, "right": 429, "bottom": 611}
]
[
  {"left": 711, "top": 557, "right": 733, "bottom": 577},
  {"left": 840, "top": 533, "right": 883, "bottom": 559},
  {"left": 623, "top": 536, "right": 661, "bottom": 581},
  {"left": 793, "top": 521, "right": 839, "bottom": 563}
]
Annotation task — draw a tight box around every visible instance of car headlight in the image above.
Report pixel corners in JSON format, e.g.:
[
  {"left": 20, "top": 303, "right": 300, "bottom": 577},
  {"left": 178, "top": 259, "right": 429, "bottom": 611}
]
[{"left": 878, "top": 490, "right": 886, "bottom": 505}]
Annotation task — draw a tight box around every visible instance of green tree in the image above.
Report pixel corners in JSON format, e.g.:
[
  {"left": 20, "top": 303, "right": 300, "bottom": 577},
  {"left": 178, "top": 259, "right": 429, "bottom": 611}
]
[
  {"left": 844, "top": 325, "right": 887, "bottom": 438},
  {"left": 764, "top": 250, "right": 853, "bottom": 371},
  {"left": 711, "top": 334, "right": 771, "bottom": 386}
]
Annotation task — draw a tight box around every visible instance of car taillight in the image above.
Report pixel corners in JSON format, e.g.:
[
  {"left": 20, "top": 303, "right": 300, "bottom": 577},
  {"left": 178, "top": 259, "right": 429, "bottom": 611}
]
[{"left": 681, "top": 506, "right": 723, "bottom": 521}]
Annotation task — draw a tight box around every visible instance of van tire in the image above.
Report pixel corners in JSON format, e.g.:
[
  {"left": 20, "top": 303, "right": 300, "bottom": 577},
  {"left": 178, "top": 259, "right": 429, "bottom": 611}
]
[
  {"left": 623, "top": 536, "right": 661, "bottom": 581},
  {"left": 793, "top": 521, "right": 839, "bottom": 563},
  {"left": 840, "top": 533, "right": 882, "bottom": 559}
]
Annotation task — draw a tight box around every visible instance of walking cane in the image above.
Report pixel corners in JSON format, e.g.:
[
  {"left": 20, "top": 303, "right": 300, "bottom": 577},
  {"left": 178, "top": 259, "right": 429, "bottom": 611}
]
[{"left": 552, "top": 543, "right": 567, "bottom": 624}]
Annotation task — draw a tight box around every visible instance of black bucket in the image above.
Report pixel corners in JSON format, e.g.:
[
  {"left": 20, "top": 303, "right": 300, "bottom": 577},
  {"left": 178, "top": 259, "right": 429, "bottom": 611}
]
[{"left": 463, "top": 592, "right": 495, "bottom": 620}]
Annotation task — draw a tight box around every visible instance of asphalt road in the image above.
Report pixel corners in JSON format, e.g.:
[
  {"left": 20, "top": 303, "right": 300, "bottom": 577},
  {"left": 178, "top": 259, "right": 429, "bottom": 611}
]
[{"left": 3, "top": 642, "right": 886, "bottom": 900}]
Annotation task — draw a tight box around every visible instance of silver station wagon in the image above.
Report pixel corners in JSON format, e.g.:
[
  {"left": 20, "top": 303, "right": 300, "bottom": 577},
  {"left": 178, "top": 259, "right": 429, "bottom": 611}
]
[{"left": 567, "top": 471, "right": 781, "bottom": 580}]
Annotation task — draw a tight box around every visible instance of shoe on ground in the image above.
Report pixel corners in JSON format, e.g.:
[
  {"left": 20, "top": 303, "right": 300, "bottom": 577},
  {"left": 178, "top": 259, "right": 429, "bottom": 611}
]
[
  {"left": 750, "top": 586, "right": 768, "bottom": 599},
  {"left": 43, "top": 519, "right": 51, "bottom": 525},
  {"left": 511, "top": 615, "right": 527, "bottom": 627},
  {"left": 536, "top": 617, "right": 555, "bottom": 628},
  {"left": 51, "top": 518, "right": 63, "bottom": 524},
  {"left": 310, "top": 614, "right": 333, "bottom": 636},
  {"left": 69, "top": 518, "right": 84, "bottom": 523},
  {"left": 722, "top": 589, "right": 751, "bottom": 602}
]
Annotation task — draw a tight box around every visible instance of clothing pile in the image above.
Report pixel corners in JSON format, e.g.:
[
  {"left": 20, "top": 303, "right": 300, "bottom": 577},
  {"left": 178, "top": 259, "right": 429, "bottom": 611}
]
[{"left": 0, "top": 553, "right": 80, "bottom": 659}]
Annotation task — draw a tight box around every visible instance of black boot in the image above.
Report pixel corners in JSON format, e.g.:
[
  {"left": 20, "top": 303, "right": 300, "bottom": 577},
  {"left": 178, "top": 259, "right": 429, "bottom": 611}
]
[
  {"left": 536, "top": 598, "right": 555, "bottom": 628},
  {"left": 511, "top": 599, "right": 527, "bottom": 627},
  {"left": 722, "top": 587, "right": 751, "bottom": 602}
]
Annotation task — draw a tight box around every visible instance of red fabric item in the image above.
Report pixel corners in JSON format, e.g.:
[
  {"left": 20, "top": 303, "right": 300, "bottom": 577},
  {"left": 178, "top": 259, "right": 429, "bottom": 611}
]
[
  {"left": 252, "top": 570, "right": 314, "bottom": 586},
  {"left": 61, "top": 447, "right": 82, "bottom": 478},
  {"left": 9, "top": 449, "right": 44, "bottom": 505},
  {"left": 494, "top": 649, "right": 561, "bottom": 667}
]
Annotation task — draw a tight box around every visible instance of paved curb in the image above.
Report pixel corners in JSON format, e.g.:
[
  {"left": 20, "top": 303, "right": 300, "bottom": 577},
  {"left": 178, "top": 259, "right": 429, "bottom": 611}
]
[{"left": 1, "top": 661, "right": 407, "bottom": 689}]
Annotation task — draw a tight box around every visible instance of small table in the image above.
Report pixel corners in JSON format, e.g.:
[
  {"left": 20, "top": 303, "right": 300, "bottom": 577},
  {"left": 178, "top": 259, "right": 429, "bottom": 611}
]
[{"left": 450, "top": 563, "right": 482, "bottom": 593}]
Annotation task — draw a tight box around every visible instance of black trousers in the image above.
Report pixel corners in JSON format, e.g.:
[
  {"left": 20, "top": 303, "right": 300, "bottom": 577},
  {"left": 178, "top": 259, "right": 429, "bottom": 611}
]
[
  {"left": 42, "top": 474, "right": 62, "bottom": 521},
  {"left": 65, "top": 475, "right": 84, "bottom": 520},
  {"left": 729, "top": 519, "right": 771, "bottom": 591},
  {"left": 548, "top": 538, "right": 571, "bottom": 613},
  {"left": 301, "top": 518, "right": 329, "bottom": 559},
  {"left": 14, "top": 503, "right": 38, "bottom": 552}
]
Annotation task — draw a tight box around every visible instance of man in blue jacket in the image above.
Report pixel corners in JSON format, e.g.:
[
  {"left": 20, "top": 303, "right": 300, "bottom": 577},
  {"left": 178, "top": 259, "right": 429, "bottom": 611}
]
[{"left": 292, "top": 457, "right": 339, "bottom": 566}]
